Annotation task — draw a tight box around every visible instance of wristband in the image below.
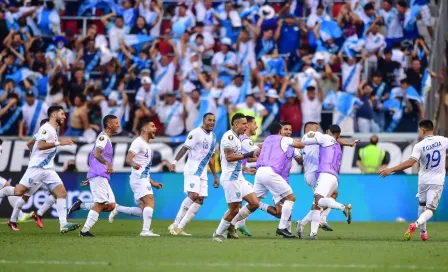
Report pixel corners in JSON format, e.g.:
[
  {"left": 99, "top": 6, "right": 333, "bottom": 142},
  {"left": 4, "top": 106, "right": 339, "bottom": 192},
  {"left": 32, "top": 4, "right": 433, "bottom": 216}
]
[
  {"left": 55, "top": 141, "right": 60, "bottom": 147},
  {"left": 172, "top": 160, "right": 178, "bottom": 165},
  {"left": 242, "top": 151, "right": 254, "bottom": 159}
]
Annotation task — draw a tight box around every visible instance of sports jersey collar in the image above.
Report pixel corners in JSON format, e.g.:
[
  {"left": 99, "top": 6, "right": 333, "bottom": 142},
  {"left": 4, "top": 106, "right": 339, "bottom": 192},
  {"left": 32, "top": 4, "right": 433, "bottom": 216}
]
[
  {"left": 230, "top": 129, "right": 239, "bottom": 138},
  {"left": 424, "top": 135, "right": 434, "bottom": 139},
  {"left": 139, "top": 135, "right": 150, "bottom": 143},
  {"left": 200, "top": 127, "right": 210, "bottom": 134}
]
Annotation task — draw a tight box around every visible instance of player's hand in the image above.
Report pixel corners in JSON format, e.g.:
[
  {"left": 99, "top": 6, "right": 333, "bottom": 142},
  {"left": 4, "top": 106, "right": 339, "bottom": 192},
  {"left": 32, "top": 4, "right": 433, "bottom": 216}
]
[
  {"left": 379, "top": 168, "right": 393, "bottom": 178},
  {"left": 106, "top": 163, "right": 114, "bottom": 174},
  {"left": 307, "top": 132, "right": 315, "bottom": 138},
  {"left": 60, "top": 139, "right": 73, "bottom": 146},
  {"left": 80, "top": 180, "right": 90, "bottom": 187},
  {"left": 132, "top": 163, "right": 141, "bottom": 170},
  {"left": 245, "top": 168, "right": 256, "bottom": 175},
  {"left": 213, "top": 176, "right": 219, "bottom": 188},
  {"left": 151, "top": 181, "right": 163, "bottom": 189},
  {"left": 350, "top": 140, "right": 360, "bottom": 147},
  {"left": 168, "top": 164, "right": 176, "bottom": 172}
]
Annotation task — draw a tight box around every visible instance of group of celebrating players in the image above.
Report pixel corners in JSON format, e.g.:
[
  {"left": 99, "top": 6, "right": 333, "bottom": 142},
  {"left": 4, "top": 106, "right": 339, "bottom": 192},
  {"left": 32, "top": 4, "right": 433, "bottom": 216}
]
[{"left": 0, "top": 105, "right": 446, "bottom": 242}]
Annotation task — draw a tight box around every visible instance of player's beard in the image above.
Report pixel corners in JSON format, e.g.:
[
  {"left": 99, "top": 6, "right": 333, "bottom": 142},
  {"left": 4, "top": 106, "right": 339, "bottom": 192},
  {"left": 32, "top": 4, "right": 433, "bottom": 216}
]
[{"left": 56, "top": 118, "right": 64, "bottom": 126}]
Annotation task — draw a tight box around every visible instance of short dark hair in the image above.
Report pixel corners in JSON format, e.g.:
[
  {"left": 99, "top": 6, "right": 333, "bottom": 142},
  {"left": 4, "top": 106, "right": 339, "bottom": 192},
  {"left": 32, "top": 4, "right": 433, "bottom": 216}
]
[
  {"left": 195, "top": 22, "right": 205, "bottom": 28},
  {"left": 280, "top": 121, "right": 292, "bottom": 127},
  {"left": 306, "top": 86, "right": 316, "bottom": 92},
  {"left": 138, "top": 117, "right": 153, "bottom": 131},
  {"left": 76, "top": 94, "right": 87, "bottom": 103},
  {"left": 245, "top": 115, "right": 255, "bottom": 123},
  {"left": 364, "top": 3, "right": 374, "bottom": 11},
  {"left": 203, "top": 112, "right": 214, "bottom": 120},
  {"left": 116, "top": 15, "right": 124, "bottom": 20},
  {"left": 304, "top": 122, "right": 318, "bottom": 134},
  {"left": 47, "top": 105, "right": 63, "bottom": 118},
  {"left": 270, "top": 122, "right": 282, "bottom": 135},
  {"left": 329, "top": 124, "right": 341, "bottom": 135},
  {"left": 103, "top": 115, "right": 118, "bottom": 128},
  {"left": 372, "top": 71, "right": 383, "bottom": 78},
  {"left": 231, "top": 113, "right": 246, "bottom": 126},
  {"left": 195, "top": 34, "right": 204, "bottom": 40},
  {"left": 40, "top": 118, "right": 49, "bottom": 127},
  {"left": 383, "top": 48, "right": 392, "bottom": 54},
  {"left": 370, "top": 135, "right": 379, "bottom": 145},
  {"left": 317, "top": 4, "right": 324, "bottom": 9},
  {"left": 384, "top": 0, "right": 392, "bottom": 4},
  {"left": 418, "top": 119, "right": 434, "bottom": 131},
  {"left": 397, "top": 0, "right": 407, "bottom": 8},
  {"left": 400, "top": 78, "right": 409, "bottom": 85}
]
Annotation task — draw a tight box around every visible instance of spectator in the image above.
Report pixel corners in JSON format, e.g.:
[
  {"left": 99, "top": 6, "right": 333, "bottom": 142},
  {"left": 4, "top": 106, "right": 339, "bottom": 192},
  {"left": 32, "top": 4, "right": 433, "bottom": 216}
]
[
  {"left": 232, "top": 94, "right": 268, "bottom": 119},
  {"left": 396, "top": 1, "right": 419, "bottom": 42},
  {"left": 260, "top": 88, "right": 281, "bottom": 135},
  {"left": 364, "top": 23, "right": 386, "bottom": 75},
  {"left": 158, "top": 91, "right": 185, "bottom": 137},
  {"left": 279, "top": 79, "right": 302, "bottom": 137},
  {"left": 150, "top": 39, "right": 179, "bottom": 96},
  {"left": 378, "top": 0, "right": 402, "bottom": 49},
  {"left": 237, "top": 27, "right": 256, "bottom": 73},
  {"left": 255, "top": 28, "right": 276, "bottom": 61},
  {"left": 137, "top": 0, "right": 162, "bottom": 37},
  {"left": 178, "top": 77, "right": 200, "bottom": 132},
  {"left": 339, "top": 50, "right": 365, "bottom": 95},
  {"left": 172, "top": 3, "right": 195, "bottom": 32},
  {"left": 297, "top": 83, "right": 323, "bottom": 133},
  {"left": 337, "top": 4, "right": 362, "bottom": 39},
  {"left": 101, "top": 60, "right": 121, "bottom": 97},
  {"left": 353, "top": 2, "right": 378, "bottom": 37},
  {"left": 68, "top": 69, "right": 86, "bottom": 104},
  {"left": 357, "top": 82, "right": 380, "bottom": 133},
  {"left": 46, "top": 71, "right": 69, "bottom": 109},
  {"left": 377, "top": 48, "right": 401, "bottom": 87},
  {"left": 0, "top": 93, "right": 22, "bottom": 136},
  {"left": 212, "top": 38, "right": 237, "bottom": 86},
  {"left": 190, "top": 22, "right": 215, "bottom": 67},
  {"left": 356, "top": 135, "right": 389, "bottom": 173},
  {"left": 411, "top": 36, "right": 430, "bottom": 70},
  {"left": 20, "top": 91, "right": 47, "bottom": 137},
  {"left": 65, "top": 94, "right": 89, "bottom": 137},
  {"left": 102, "top": 14, "right": 129, "bottom": 52},
  {"left": 275, "top": 14, "right": 305, "bottom": 56},
  {"left": 133, "top": 76, "right": 158, "bottom": 134},
  {"left": 395, "top": 78, "right": 424, "bottom": 132},
  {"left": 220, "top": 74, "right": 244, "bottom": 106},
  {"left": 78, "top": 38, "right": 100, "bottom": 78},
  {"left": 130, "top": 16, "right": 149, "bottom": 35},
  {"left": 370, "top": 72, "right": 389, "bottom": 132},
  {"left": 121, "top": 0, "right": 137, "bottom": 28},
  {"left": 35, "top": 1, "right": 60, "bottom": 36},
  {"left": 406, "top": 59, "right": 424, "bottom": 95},
  {"left": 194, "top": 0, "right": 215, "bottom": 33}
]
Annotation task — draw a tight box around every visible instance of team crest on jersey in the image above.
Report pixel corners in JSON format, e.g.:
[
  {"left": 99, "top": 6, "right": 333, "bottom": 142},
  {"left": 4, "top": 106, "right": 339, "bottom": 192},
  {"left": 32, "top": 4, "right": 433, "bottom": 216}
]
[
  {"left": 249, "top": 141, "right": 254, "bottom": 146},
  {"left": 190, "top": 183, "right": 195, "bottom": 188},
  {"left": 228, "top": 135, "right": 234, "bottom": 140},
  {"left": 235, "top": 192, "right": 241, "bottom": 198},
  {"left": 28, "top": 178, "right": 33, "bottom": 184},
  {"left": 99, "top": 136, "right": 105, "bottom": 141},
  {"left": 188, "top": 134, "right": 193, "bottom": 140},
  {"left": 147, "top": 186, "right": 152, "bottom": 191},
  {"left": 42, "top": 130, "right": 46, "bottom": 135}
]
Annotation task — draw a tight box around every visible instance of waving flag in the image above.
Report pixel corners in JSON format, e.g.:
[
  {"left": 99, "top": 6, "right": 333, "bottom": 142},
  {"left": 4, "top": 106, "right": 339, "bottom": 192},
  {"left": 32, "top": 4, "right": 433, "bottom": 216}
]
[
  {"left": 319, "top": 19, "right": 342, "bottom": 41},
  {"left": 383, "top": 97, "right": 404, "bottom": 132},
  {"left": 6, "top": 68, "right": 42, "bottom": 84},
  {"left": 236, "top": 64, "right": 252, "bottom": 104},
  {"left": 323, "top": 90, "right": 361, "bottom": 125},
  {"left": 342, "top": 35, "right": 365, "bottom": 59},
  {"left": 123, "top": 34, "right": 156, "bottom": 53},
  {"left": 78, "top": 0, "right": 123, "bottom": 16}
]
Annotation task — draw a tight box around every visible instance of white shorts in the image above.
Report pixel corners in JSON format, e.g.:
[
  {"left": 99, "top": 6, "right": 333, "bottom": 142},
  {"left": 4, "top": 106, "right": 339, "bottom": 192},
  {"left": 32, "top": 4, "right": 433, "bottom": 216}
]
[
  {"left": 416, "top": 184, "right": 443, "bottom": 210},
  {"left": 221, "top": 178, "right": 254, "bottom": 203},
  {"left": 304, "top": 172, "right": 317, "bottom": 189},
  {"left": 254, "top": 167, "right": 293, "bottom": 201},
  {"left": 130, "top": 175, "right": 153, "bottom": 205},
  {"left": 184, "top": 174, "right": 208, "bottom": 197},
  {"left": 419, "top": 5, "right": 432, "bottom": 26},
  {"left": 19, "top": 168, "right": 63, "bottom": 195},
  {"left": 314, "top": 173, "right": 338, "bottom": 198},
  {"left": 89, "top": 176, "right": 116, "bottom": 204}
]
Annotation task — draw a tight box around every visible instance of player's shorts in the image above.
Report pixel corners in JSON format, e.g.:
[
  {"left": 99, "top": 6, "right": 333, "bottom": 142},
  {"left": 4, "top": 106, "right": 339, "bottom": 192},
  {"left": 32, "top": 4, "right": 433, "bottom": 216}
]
[
  {"left": 416, "top": 184, "right": 443, "bottom": 210},
  {"left": 184, "top": 174, "right": 208, "bottom": 197},
  {"left": 221, "top": 178, "right": 254, "bottom": 203},
  {"left": 314, "top": 173, "right": 338, "bottom": 198},
  {"left": 89, "top": 176, "right": 115, "bottom": 204},
  {"left": 419, "top": 4, "right": 432, "bottom": 26},
  {"left": 304, "top": 172, "right": 317, "bottom": 189},
  {"left": 19, "top": 168, "right": 63, "bottom": 195},
  {"left": 130, "top": 175, "right": 153, "bottom": 205},
  {"left": 254, "top": 167, "right": 293, "bottom": 201}
]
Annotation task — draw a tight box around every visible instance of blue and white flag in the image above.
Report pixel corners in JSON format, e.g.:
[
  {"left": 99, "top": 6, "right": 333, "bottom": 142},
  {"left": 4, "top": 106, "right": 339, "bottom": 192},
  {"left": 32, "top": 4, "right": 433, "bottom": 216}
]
[
  {"left": 236, "top": 64, "right": 251, "bottom": 104},
  {"left": 240, "top": 5, "right": 260, "bottom": 19},
  {"left": 342, "top": 35, "right": 365, "bottom": 59},
  {"left": 5, "top": 68, "right": 43, "bottom": 84},
  {"left": 323, "top": 90, "right": 361, "bottom": 125},
  {"left": 123, "top": 34, "right": 156, "bottom": 54},
  {"left": 383, "top": 97, "right": 404, "bottom": 132},
  {"left": 319, "top": 19, "right": 342, "bottom": 41},
  {"left": 195, "top": 92, "right": 228, "bottom": 142},
  {"left": 405, "top": 85, "right": 422, "bottom": 103},
  {"left": 78, "top": 0, "right": 123, "bottom": 16}
]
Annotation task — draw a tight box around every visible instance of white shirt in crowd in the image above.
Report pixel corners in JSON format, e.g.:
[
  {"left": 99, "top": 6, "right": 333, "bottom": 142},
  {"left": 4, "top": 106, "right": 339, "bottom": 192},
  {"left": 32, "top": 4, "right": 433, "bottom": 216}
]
[
  {"left": 136, "top": 85, "right": 158, "bottom": 108},
  {"left": 341, "top": 62, "right": 362, "bottom": 94},
  {"left": 22, "top": 100, "right": 48, "bottom": 135},
  {"left": 155, "top": 62, "right": 176, "bottom": 96},
  {"left": 237, "top": 40, "right": 256, "bottom": 69},
  {"left": 109, "top": 25, "right": 129, "bottom": 52},
  {"left": 183, "top": 127, "right": 216, "bottom": 177},
  {"left": 158, "top": 101, "right": 184, "bottom": 136},
  {"left": 301, "top": 94, "right": 322, "bottom": 125},
  {"left": 219, "top": 84, "right": 241, "bottom": 105},
  {"left": 185, "top": 97, "right": 200, "bottom": 132},
  {"left": 365, "top": 32, "right": 387, "bottom": 62},
  {"left": 379, "top": 8, "right": 403, "bottom": 39}
]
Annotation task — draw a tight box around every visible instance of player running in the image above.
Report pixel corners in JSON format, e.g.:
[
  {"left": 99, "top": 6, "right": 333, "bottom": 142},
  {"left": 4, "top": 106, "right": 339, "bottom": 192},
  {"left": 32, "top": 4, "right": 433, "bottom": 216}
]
[
  {"left": 79, "top": 115, "right": 120, "bottom": 237},
  {"left": 379, "top": 120, "right": 448, "bottom": 241},
  {"left": 0, "top": 106, "right": 79, "bottom": 233},
  {"left": 108, "top": 118, "right": 163, "bottom": 236},
  {"left": 253, "top": 122, "right": 305, "bottom": 238},
  {"left": 168, "top": 113, "right": 218, "bottom": 236},
  {"left": 212, "top": 113, "right": 260, "bottom": 242},
  {"left": 0, "top": 177, "right": 33, "bottom": 224},
  {"left": 300, "top": 125, "right": 352, "bottom": 240},
  {"left": 296, "top": 122, "right": 358, "bottom": 238}
]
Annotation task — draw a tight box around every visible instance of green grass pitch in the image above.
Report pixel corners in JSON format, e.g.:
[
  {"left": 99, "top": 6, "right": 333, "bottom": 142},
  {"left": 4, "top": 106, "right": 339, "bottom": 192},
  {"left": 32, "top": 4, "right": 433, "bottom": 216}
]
[{"left": 1, "top": 219, "right": 448, "bottom": 272}]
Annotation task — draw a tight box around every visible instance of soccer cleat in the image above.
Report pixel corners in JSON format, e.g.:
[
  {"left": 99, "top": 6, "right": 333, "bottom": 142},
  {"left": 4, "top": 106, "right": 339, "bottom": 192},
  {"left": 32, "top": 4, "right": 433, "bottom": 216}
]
[
  {"left": 140, "top": 230, "right": 160, "bottom": 237},
  {"left": 343, "top": 203, "right": 352, "bottom": 224},
  {"left": 320, "top": 222, "right": 334, "bottom": 231},
  {"left": 168, "top": 223, "right": 177, "bottom": 232},
  {"left": 7, "top": 221, "right": 19, "bottom": 231},
  {"left": 108, "top": 207, "right": 118, "bottom": 223},
  {"left": 60, "top": 222, "right": 80, "bottom": 234},
  {"left": 404, "top": 223, "right": 417, "bottom": 241},
  {"left": 276, "top": 228, "right": 296, "bottom": 238},
  {"left": 238, "top": 225, "right": 252, "bottom": 237},
  {"left": 227, "top": 224, "right": 239, "bottom": 239},
  {"left": 212, "top": 232, "right": 225, "bottom": 243},
  {"left": 420, "top": 231, "right": 428, "bottom": 241},
  {"left": 79, "top": 231, "right": 95, "bottom": 237},
  {"left": 295, "top": 221, "right": 304, "bottom": 239},
  {"left": 17, "top": 212, "right": 33, "bottom": 223},
  {"left": 68, "top": 199, "right": 83, "bottom": 216},
  {"left": 306, "top": 234, "right": 318, "bottom": 240},
  {"left": 31, "top": 212, "right": 43, "bottom": 228},
  {"left": 170, "top": 227, "right": 192, "bottom": 236}
]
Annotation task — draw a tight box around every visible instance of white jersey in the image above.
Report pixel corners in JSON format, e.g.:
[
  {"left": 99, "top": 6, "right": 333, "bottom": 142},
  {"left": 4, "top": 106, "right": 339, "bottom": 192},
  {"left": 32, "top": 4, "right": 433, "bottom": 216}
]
[
  {"left": 220, "top": 130, "right": 243, "bottom": 181},
  {"left": 128, "top": 136, "right": 153, "bottom": 179},
  {"left": 410, "top": 136, "right": 448, "bottom": 186},
  {"left": 28, "top": 123, "right": 59, "bottom": 169},
  {"left": 184, "top": 127, "right": 216, "bottom": 177},
  {"left": 241, "top": 136, "right": 259, "bottom": 154},
  {"left": 301, "top": 132, "right": 320, "bottom": 174}
]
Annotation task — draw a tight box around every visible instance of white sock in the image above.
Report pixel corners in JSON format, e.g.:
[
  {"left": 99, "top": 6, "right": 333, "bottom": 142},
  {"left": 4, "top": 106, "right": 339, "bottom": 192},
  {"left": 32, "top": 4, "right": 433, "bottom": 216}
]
[
  {"left": 238, "top": 218, "right": 247, "bottom": 227},
  {"left": 142, "top": 207, "right": 154, "bottom": 231},
  {"left": 230, "top": 205, "right": 252, "bottom": 226},
  {"left": 81, "top": 210, "right": 99, "bottom": 232},
  {"left": 56, "top": 198, "right": 68, "bottom": 227},
  {"left": 8, "top": 196, "right": 20, "bottom": 207},
  {"left": 287, "top": 220, "right": 292, "bottom": 233},
  {"left": 279, "top": 200, "right": 294, "bottom": 229},
  {"left": 216, "top": 219, "right": 231, "bottom": 236},
  {"left": 310, "top": 210, "right": 320, "bottom": 236},
  {"left": 174, "top": 197, "right": 194, "bottom": 225},
  {"left": 258, "top": 202, "right": 269, "bottom": 212},
  {"left": 317, "top": 198, "right": 345, "bottom": 210},
  {"left": 416, "top": 210, "right": 433, "bottom": 227},
  {"left": 0, "top": 186, "right": 14, "bottom": 198},
  {"left": 321, "top": 207, "right": 332, "bottom": 223},
  {"left": 301, "top": 210, "right": 313, "bottom": 226},
  {"left": 178, "top": 203, "right": 201, "bottom": 229},
  {"left": 10, "top": 198, "right": 26, "bottom": 222},
  {"left": 418, "top": 206, "right": 427, "bottom": 232},
  {"left": 18, "top": 210, "right": 25, "bottom": 219},
  {"left": 80, "top": 202, "right": 94, "bottom": 210},
  {"left": 37, "top": 195, "right": 56, "bottom": 217},
  {"left": 117, "top": 205, "right": 143, "bottom": 217}
]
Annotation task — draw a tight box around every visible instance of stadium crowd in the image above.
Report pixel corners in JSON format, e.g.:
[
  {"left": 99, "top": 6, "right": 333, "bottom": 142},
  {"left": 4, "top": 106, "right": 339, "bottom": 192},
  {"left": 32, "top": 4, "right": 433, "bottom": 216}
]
[{"left": 0, "top": 0, "right": 439, "bottom": 140}]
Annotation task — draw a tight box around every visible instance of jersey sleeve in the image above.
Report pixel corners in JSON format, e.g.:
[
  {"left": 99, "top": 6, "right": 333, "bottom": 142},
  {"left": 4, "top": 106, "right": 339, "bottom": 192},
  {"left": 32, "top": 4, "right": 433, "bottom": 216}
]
[
  {"left": 241, "top": 138, "right": 259, "bottom": 153},
  {"left": 37, "top": 125, "right": 51, "bottom": 142},
  {"left": 221, "top": 134, "right": 235, "bottom": 149},
  {"left": 128, "top": 139, "right": 141, "bottom": 155},
  {"left": 95, "top": 135, "right": 108, "bottom": 150},
  {"left": 410, "top": 143, "right": 422, "bottom": 162},
  {"left": 302, "top": 131, "right": 322, "bottom": 145},
  {"left": 184, "top": 130, "right": 198, "bottom": 149},
  {"left": 293, "top": 148, "right": 302, "bottom": 158}
]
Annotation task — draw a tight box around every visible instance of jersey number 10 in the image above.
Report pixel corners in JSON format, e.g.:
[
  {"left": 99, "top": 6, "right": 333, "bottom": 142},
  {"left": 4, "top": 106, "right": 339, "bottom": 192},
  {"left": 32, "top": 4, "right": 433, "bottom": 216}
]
[{"left": 425, "top": 150, "right": 441, "bottom": 169}]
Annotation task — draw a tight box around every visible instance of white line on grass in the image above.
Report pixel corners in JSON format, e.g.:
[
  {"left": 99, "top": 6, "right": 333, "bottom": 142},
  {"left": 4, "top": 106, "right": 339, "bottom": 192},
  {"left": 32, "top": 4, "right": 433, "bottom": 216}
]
[{"left": 0, "top": 260, "right": 446, "bottom": 270}]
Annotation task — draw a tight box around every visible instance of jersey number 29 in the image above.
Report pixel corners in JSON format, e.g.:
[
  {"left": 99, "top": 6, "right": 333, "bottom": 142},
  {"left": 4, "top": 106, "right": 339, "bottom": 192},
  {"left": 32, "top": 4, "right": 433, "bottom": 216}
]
[{"left": 425, "top": 150, "right": 440, "bottom": 169}]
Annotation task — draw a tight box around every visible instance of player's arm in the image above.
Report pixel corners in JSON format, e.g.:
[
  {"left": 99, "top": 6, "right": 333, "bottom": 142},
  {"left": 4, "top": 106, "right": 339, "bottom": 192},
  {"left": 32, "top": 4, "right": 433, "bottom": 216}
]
[
  {"left": 379, "top": 159, "right": 416, "bottom": 177},
  {"left": 37, "top": 138, "right": 72, "bottom": 150},
  {"left": 292, "top": 139, "right": 305, "bottom": 149},
  {"left": 208, "top": 156, "right": 219, "bottom": 188},
  {"left": 150, "top": 177, "right": 163, "bottom": 189},
  {"left": 126, "top": 151, "right": 141, "bottom": 170},
  {"left": 27, "top": 137, "right": 36, "bottom": 151},
  {"left": 337, "top": 138, "right": 359, "bottom": 147},
  {"left": 242, "top": 165, "right": 256, "bottom": 175},
  {"left": 169, "top": 134, "right": 195, "bottom": 172},
  {"left": 242, "top": 139, "right": 260, "bottom": 162},
  {"left": 94, "top": 147, "right": 114, "bottom": 174},
  {"left": 224, "top": 147, "right": 254, "bottom": 162}
]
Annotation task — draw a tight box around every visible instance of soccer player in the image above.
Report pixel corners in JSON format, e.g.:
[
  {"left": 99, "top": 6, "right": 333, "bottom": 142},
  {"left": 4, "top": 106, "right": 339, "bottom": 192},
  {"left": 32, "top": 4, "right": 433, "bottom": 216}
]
[
  {"left": 253, "top": 122, "right": 305, "bottom": 238},
  {"left": 301, "top": 125, "right": 352, "bottom": 240},
  {"left": 108, "top": 118, "right": 163, "bottom": 236},
  {"left": 379, "top": 120, "right": 448, "bottom": 241},
  {"left": 168, "top": 113, "right": 218, "bottom": 236},
  {"left": 212, "top": 113, "right": 259, "bottom": 243},
  {"left": 79, "top": 115, "right": 120, "bottom": 237},
  {"left": 296, "top": 122, "right": 358, "bottom": 238},
  {"left": 0, "top": 106, "right": 80, "bottom": 233},
  {"left": 0, "top": 177, "right": 32, "bottom": 224}
]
